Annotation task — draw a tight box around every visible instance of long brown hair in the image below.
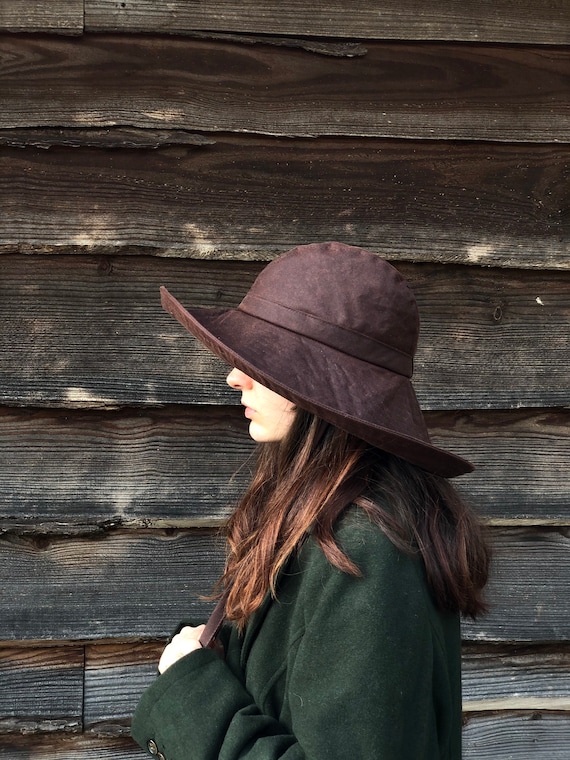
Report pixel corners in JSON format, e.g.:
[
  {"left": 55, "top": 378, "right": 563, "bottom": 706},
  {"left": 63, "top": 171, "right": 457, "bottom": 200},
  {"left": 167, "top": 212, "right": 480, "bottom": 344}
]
[{"left": 220, "top": 408, "right": 489, "bottom": 630}]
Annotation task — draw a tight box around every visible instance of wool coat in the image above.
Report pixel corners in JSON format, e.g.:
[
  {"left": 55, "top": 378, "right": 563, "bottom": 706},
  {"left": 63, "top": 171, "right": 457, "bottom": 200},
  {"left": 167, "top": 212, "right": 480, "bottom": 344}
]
[{"left": 131, "top": 508, "right": 462, "bottom": 760}]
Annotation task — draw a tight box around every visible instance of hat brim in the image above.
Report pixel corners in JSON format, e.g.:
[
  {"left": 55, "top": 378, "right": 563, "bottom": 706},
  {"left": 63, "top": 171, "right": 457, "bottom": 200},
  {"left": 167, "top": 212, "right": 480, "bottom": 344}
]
[{"left": 161, "top": 287, "right": 473, "bottom": 478}]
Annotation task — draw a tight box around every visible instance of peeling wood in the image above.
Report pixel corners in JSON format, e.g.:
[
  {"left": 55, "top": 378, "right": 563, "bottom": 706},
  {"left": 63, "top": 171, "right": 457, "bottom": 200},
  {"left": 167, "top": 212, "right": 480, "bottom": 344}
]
[
  {"left": 158, "top": 30, "right": 368, "bottom": 57},
  {"left": 0, "top": 128, "right": 216, "bottom": 149}
]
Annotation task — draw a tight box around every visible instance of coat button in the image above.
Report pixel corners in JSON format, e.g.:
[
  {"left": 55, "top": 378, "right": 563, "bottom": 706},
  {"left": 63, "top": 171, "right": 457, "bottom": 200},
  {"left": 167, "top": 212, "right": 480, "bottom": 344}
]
[
  {"left": 147, "top": 739, "right": 159, "bottom": 755},
  {"left": 158, "top": 754, "right": 166, "bottom": 760}
]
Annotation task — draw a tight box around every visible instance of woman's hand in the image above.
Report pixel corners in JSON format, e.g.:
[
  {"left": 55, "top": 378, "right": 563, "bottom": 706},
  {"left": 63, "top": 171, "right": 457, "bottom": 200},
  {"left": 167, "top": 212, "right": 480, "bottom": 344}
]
[{"left": 158, "top": 624, "right": 206, "bottom": 674}]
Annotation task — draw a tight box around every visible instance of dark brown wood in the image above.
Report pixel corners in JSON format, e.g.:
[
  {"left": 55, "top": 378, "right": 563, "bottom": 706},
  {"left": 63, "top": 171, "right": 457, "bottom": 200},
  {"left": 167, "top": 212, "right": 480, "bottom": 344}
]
[
  {"left": 0, "top": 1, "right": 83, "bottom": 33},
  {"left": 0, "top": 128, "right": 215, "bottom": 149},
  {"left": 1, "top": 139, "right": 568, "bottom": 270},
  {"left": 462, "top": 713, "right": 570, "bottom": 759},
  {"left": 0, "top": 527, "right": 567, "bottom": 642},
  {"left": 0, "top": 256, "right": 568, "bottom": 409},
  {"left": 0, "top": 646, "right": 83, "bottom": 733},
  {"left": 84, "top": 0, "right": 570, "bottom": 45},
  {"left": 0, "top": 407, "right": 568, "bottom": 529},
  {"left": 2, "top": 35, "right": 569, "bottom": 141}
]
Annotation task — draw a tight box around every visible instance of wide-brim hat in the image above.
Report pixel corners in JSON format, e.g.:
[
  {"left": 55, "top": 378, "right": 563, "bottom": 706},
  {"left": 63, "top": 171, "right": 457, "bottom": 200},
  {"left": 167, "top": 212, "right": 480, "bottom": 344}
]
[{"left": 161, "top": 242, "right": 473, "bottom": 477}]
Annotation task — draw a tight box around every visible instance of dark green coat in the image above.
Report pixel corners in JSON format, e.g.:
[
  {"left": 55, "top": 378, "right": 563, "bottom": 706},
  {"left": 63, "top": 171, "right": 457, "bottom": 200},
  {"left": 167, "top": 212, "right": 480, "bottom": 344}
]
[{"left": 132, "top": 508, "right": 462, "bottom": 759}]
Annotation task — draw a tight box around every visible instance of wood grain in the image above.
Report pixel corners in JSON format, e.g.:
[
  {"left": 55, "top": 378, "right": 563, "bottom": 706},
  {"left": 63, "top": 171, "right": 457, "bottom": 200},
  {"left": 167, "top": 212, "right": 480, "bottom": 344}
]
[
  {"left": 462, "top": 713, "right": 570, "bottom": 759},
  {"left": 0, "top": 1, "right": 83, "bottom": 33},
  {"left": 462, "top": 644, "right": 570, "bottom": 711},
  {"left": 1, "top": 640, "right": 568, "bottom": 741},
  {"left": 79, "top": 641, "right": 570, "bottom": 733},
  {"left": 1, "top": 35, "right": 569, "bottom": 141},
  {"left": 0, "top": 647, "right": 83, "bottom": 733},
  {"left": 84, "top": 0, "right": 570, "bottom": 45},
  {"left": 0, "top": 527, "right": 567, "bottom": 642},
  {"left": 0, "top": 256, "right": 568, "bottom": 409},
  {"left": 0, "top": 407, "right": 568, "bottom": 528},
  {"left": 0, "top": 734, "right": 140, "bottom": 759},
  {"left": 0, "top": 406, "right": 252, "bottom": 530},
  {"left": 1, "top": 717, "right": 569, "bottom": 758},
  {"left": 1, "top": 139, "right": 568, "bottom": 269},
  {"left": 84, "top": 642, "right": 162, "bottom": 735},
  {"left": 462, "top": 528, "right": 570, "bottom": 643}
]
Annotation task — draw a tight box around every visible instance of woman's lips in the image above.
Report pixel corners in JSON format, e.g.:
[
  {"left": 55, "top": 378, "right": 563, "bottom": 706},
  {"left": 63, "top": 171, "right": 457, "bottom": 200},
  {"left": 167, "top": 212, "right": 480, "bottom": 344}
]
[{"left": 243, "top": 405, "right": 256, "bottom": 419}]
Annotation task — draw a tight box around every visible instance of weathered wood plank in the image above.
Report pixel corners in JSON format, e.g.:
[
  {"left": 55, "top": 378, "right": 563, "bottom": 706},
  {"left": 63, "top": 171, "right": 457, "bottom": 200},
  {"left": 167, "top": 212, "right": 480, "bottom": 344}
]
[
  {"left": 0, "top": 407, "right": 568, "bottom": 528},
  {"left": 0, "top": 528, "right": 567, "bottom": 642},
  {"left": 0, "top": 735, "right": 140, "bottom": 759},
  {"left": 81, "top": 642, "right": 570, "bottom": 735},
  {"left": 1, "top": 717, "right": 569, "bottom": 758},
  {"left": 462, "top": 644, "right": 570, "bottom": 711},
  {"left": 0, "top": 530, "right": 223, "bottom": 641},
  {"left": 0, "top": 406, "right": 251, "bottom": 530},
  {"left": 84, "top": 642, "right": 162, "bottom": 735},
  {"left": 0, "top": 1, "right": 83, "bottom": 34},
  {"left": 462, "top": 529, "right": 570, "bottom": 643},
  {"left": 84, "top": 0, "right": 570, "bottom": 45},
  {"left": 2, "top": 35, "right": 569, "bottom": 141},
  {"left": 0, "top": 256, "right": 568, "bottom": 409},
  {"left": 462, "top": 713, "right": 570, "bottom": 759},
  {"left": 0, "top": 647, "right": 83, "bottom": 733},
  {"left": 2, "top": 139, "right": 568, "bottom": 269},
  {"left": 0, "top": 128, "right": 215, "bottom": 149}
]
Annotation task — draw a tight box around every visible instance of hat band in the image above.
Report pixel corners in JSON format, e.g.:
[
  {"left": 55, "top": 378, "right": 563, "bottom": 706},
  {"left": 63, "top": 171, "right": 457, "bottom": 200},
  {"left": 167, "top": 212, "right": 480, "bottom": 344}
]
[{"left": 239, "top": 293, "right": 413, "bottom": 377}]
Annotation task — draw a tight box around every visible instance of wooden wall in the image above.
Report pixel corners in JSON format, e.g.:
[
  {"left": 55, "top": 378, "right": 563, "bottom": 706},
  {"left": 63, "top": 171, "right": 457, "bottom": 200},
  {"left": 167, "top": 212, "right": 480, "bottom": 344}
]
[{"left": 1, "top": 2, "right": 569, "bottom": 757}]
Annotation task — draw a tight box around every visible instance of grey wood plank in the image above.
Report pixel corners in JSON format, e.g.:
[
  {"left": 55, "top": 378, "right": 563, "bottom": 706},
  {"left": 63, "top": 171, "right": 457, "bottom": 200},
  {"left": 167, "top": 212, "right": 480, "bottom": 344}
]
[
  {"left": 0, "top": 407, "right": 568, "bottom": 528},
  {"left": 462, "top": 644, "right": 570, "bottom": 711},
  {"left": 84, "top": 0, "right": 570, "bottom": 44},
  {"left": 0, "top": 646, "right": 84, "bottom": 733},
  {"left": 462, "top": 528, "right": 570, "bottom": 643},
  {"left": 1, "top": 716, "right": 569, "bottom": 757},
  {"left": 0, "top": 527, "right": 567, "bottom": 642},
  {"left": 84, "top": 642, "right": 162, "bottom": 735},
  {"left": 2, "top": 35, "right": 569, "bottom": 141},
  {"left": 463, "top": 713, "right": 570, "bottom": 759},
  {"left": 0, "top": 1, "right": 83, "bottom": 33},
  {"left": 0, "top": 256, "right": 568, "bottom": 409},
  {"left": 1, "top": 140, "right": 568, "bottom": 269},
  {"left": 82, "top": 641, "right": 570, "bottom": 734},
  {"left": 0, "top": 406, "right": 251, "bottom": 530}
]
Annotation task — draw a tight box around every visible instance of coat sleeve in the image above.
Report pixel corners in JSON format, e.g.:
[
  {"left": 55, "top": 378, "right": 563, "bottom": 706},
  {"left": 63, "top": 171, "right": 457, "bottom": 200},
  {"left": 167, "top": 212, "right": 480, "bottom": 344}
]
[{"left": 131, "top": 518, "right": 459, "bottom": 760}]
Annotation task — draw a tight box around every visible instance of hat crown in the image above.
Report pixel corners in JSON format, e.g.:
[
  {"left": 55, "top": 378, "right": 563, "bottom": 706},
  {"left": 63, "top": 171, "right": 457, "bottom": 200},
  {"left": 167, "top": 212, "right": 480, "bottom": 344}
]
[{"left": 239, "top": 242, "right": 419, "bottom": 377}]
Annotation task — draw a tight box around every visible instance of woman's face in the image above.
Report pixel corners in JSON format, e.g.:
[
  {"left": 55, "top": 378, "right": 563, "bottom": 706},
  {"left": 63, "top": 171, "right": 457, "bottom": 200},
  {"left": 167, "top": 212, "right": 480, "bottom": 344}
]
[{"left": 226, "top": 368, "right": 296, "bottom": 442}]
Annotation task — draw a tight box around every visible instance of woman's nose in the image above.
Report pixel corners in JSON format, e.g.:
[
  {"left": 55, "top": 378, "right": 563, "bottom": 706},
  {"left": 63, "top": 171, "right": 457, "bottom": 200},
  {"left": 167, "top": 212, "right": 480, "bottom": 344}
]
[{"left": 226, "top": 367, "right": 253, "bottom": 390}]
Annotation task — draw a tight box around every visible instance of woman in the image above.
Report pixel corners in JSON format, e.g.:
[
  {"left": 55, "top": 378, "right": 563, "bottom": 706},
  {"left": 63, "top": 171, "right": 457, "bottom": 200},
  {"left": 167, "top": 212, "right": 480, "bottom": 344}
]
[{"left": 132, "top": 241, "right": 489, "bottom": 760}]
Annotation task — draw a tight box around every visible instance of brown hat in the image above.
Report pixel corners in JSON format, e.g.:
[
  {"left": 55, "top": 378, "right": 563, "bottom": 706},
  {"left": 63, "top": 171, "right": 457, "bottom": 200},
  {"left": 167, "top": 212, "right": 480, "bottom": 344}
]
[{"left": 161, "top": 241, "right": 473, "bottom": 477}]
